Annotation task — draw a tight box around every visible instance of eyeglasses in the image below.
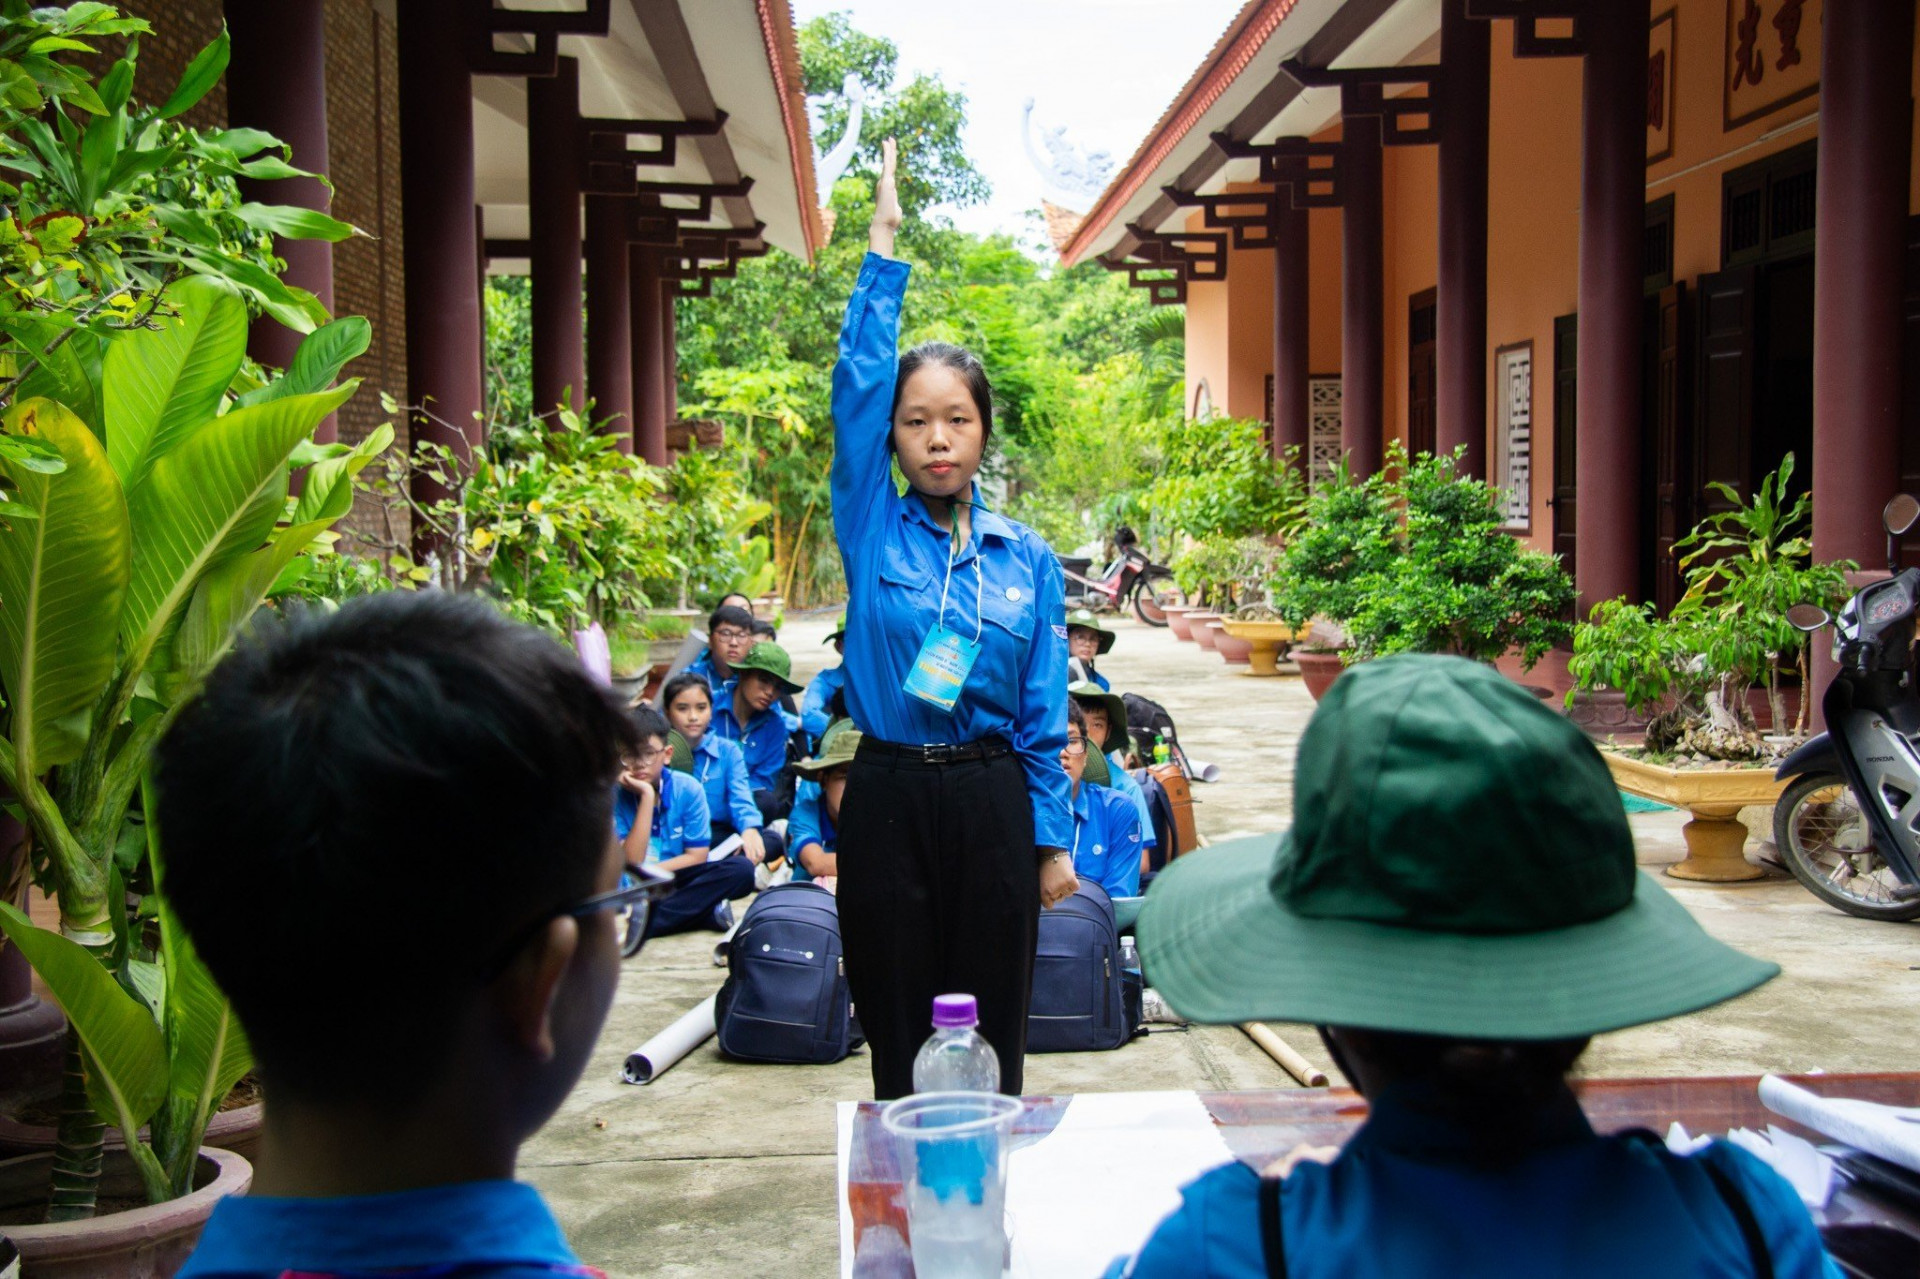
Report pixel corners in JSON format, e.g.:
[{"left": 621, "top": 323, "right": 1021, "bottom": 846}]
[
  {"left": 628, "top": 745, "right": 667, "bottom": 766},
  {"left": 712, "top": 628, "right": 752, "bottom": 643},
  {"left": 1061, "top": 738, "right": 1088, "bottom": 757},
  {"left": 481, "top": 861, "right": 676, "bottom": 976}
]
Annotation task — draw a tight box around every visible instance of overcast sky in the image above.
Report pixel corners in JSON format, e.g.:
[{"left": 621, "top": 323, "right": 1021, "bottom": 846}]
[{"left": 790, "top": 0, "right": 1247, "bottom": 249}]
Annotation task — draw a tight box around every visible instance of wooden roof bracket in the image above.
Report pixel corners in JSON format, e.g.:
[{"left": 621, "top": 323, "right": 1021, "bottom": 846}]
[
  {"left": 1282, "top": 60, "right": 1444, "bottom": 146},
  {"left": 1461, "top": 0, "right": 1588, "bottom": 58},
  {"left": 468, "top": 0, "right": 613, "bottom": 77}
]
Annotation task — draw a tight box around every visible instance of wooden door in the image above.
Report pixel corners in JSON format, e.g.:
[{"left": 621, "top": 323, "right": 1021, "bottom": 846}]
[
  {"left": 1551, "top": 313, "right": 1578, "bottom": 576},
  {"left": 1648, "top": 282, "right": 1689, "bottom": 613},
  {"left": 1693, "top": 266, "right": 1758, "bottom": 525},
  {"left": 1902, "top": 216, "right": 1920, "bottom": 570},
  {"left": 1407, "top": 289, "right": 1437, "bottom": 459}
]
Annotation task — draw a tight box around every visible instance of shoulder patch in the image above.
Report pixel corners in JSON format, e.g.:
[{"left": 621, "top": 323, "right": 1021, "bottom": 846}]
[{"left": 1052, "top": 624, "right": 1070, "bottom": 640}]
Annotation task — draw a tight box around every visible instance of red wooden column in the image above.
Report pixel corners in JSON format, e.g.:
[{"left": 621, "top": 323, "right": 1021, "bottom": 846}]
[
  {"left": 1435, "top": 0, "right": 1488, "bottom": 477},
  {"left": 632, "top": 250, "right": 668, "bottom": 465},
  {"left": 397, "top": 0, "right": 483, "bottom": 527},
  {"left": 585, "top": 195, "right": 633, "bottom": 448},
  {"left": 527, "top": 57, "right": 586, "bottom": 419},
  {"left": 662, "top": 285, "right": 679, "bottom": 428},
  {"left": 224, "top": 0, "right": 336, "bottom": 441},
  {"left": 1271, "top": 199, "right": 1310, "bottom": 466},
  {"left": 1812, "top": 0, "right": 1913, "bottom": 571},
  {"left": 1572, "top": 3, "right": 1646, "bottom": 611},
  {"left": 1341, "top": 114, "right": 1385, "bottom": 478}
]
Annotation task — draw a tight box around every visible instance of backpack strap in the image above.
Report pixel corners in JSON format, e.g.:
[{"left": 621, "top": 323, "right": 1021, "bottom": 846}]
[
  {"left": 1257, "top": 1174, "right": 1288, "bottom": 1279},
  {"left": 1617, "top": 1128, "right": 1774, "bottom": 1279}
]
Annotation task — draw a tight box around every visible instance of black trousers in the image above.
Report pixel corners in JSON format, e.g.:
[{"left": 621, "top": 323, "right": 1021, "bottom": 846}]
[{"left": 837, "top": 742, "right": 1040, "bottom": 1100}]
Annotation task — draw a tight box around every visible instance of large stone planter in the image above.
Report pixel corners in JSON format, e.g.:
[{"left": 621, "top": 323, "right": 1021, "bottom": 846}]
[
  {"left": 1164, "top": 605, "right": 1198, "bottom": 642},
  {"left": 1, "top": 1146, "right": 252, "bottom": 1278},
  {"left": 1187, "top": 613, "right": 1223, "bottom": 652},
  {"left": 0, "top": 1100, "right": 263, "bottom": 1163},
  {"left": 1219, "top": 620, "right": 1299, "bottom": 676},
  {"left": 1208, "top": 622, "right": 1252, "bottom": 665},
  {"left": 1566, "top": 689, "right": 1652, "bottom": 744},
  {"left": 1295, "top": 650, "right": 1348, "bottom": 701},
  {"left": 1603, "top": 751, "right": 1789, "bottom": 883}
]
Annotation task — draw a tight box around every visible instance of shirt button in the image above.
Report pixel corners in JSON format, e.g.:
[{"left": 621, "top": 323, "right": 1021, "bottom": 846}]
[{"left": 1006, "top": 587, "right": 1022, "bottom": 601}]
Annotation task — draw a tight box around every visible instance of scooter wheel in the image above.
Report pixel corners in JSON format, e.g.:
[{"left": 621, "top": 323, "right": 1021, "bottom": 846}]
[{"left": 1773, "top": 772, "right": 1920, "bottom": 921}]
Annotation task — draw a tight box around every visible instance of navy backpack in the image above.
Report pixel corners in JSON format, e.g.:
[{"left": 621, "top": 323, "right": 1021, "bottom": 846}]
[
  {"left": 715, "top": 883, "right": 863, "bottom": 1064},
  {"left": 1027, "top": 881, "right": 1145, "bottom": 1053}
]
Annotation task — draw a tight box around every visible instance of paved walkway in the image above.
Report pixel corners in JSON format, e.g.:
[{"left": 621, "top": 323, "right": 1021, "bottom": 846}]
[{"left": 523, "top": 610, "right": 1920, "bottom": 1277}]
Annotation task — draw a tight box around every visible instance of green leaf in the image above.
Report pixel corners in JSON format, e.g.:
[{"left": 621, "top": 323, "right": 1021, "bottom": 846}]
[
  {"left": 155, "top": 27, "right": 227, "bottom": 120},
  {"left": 203, "top": 127, "right": 280, "bottom": 159},
  {"left": 118, "top": 383, "right": 358, "bottom": 685},
  {"left": 232, "top": 202, "right": 360, "bottom": 243},
  {"left": 15, "top": 324, "right": 105, "bottom": 436},
  {"left": 103, "top": 275, "right": 249, "bottom": 491},
  {"left": 0, "top": 400, "right": 129, "bottom": 772},
  {"left": 177, "top": 251, "right": 328, "bottom": 333},
  {"left": 96, "top": 56, "right": 133, "bottom": 114},
  {"left": 28, "top": 37, "right": 96, "bottom": 55},
  {"left": 0, "top": 900, "right": 166, "bottom": 1136},
  {"left": 235, "top": 316, "right": 370, "bottom": 409}
]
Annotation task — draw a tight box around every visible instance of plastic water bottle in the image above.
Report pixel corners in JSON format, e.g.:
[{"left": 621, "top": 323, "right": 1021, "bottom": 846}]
[
  {"left": 1152, "top": 735, "right": 1171, "bottom": 766},
  {"left": 912, "top": 994, "right": 1001, "bottom": 1093},
  {"left": 1119, "top": 935, "right": 1140, "bottom": 976}
]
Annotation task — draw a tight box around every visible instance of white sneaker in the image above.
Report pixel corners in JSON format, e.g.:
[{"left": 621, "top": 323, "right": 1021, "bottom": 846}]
[
  {"left": 1141, "top": 988, "right": 1186, "bottom": 1025},
  {"left": 755, "top": 859, "right": 793, "bottom": 890}
]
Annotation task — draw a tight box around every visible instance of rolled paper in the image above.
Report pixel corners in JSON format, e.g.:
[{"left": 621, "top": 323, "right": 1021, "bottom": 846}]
[
  {"left": 1242, "top": 1022, "right": 1329, "bottom": 1087},
  {"left": 712, "top": 916, "right": 741, "bottom": 967},
  {"left": 1185, "top": 758, "right": 1223, "bottom": 784},
  {"left": 622, "top": 994, "right": 718, "bottom": 1085}
]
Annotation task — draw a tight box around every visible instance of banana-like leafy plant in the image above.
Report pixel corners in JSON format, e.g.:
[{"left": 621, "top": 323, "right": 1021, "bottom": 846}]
[{"left": 0, "top": 274, "right": 385, "bottom": 1218}]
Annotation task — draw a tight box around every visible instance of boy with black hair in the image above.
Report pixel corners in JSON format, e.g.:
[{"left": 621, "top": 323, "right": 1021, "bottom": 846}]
[
  {"left": 1063, "top": 699, "right": 1145, "bottom": 899},
  {"left": 159, "top": 592, "right": 666, "bottom": 1279},
  {"left": 688, "top": 603, "right": 757, "bottom": 705},
  {"left": 619, "top": 705, "right": 755, "bottom": 935},
  {"left": 714, "top": 641, "right": 805, "bottom": 821}
]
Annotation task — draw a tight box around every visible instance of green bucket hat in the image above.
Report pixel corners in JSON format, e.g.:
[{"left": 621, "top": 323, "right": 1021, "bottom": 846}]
[
  {"left": 824, "top": 613, "right": 848, "bottom": 645},
  {"left": 1079, "top": 735, "right": 1111, "bottom": 788},
  {"left": 666, "top": 729, "right": 694, "bottom": 775},
  {"left": 1137, "top": 654, "right": 1777, "bottom": 1039},
  {"left": 796, "top": 719, "right": 863, "bottom": 777},
  {"left": 1064, "top": 607, "right": 1116, "bottom": 655},
  {"left": 1067, "top": 681, "right": 1130, "bottom": 756},
  {"left": 734, "top": 641, "right": 803, "bottom": 696}
]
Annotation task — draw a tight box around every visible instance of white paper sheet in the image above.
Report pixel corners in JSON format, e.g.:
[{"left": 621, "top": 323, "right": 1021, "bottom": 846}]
[
  {"left": 1759, "top": 1074, "right": 1920, "bottom": 1175},
  {"left": 837, "top": 1100, "right": 858, "bottom": 1279},
  {"left": 1003, "top": 1091, "right": 1232, "bottom": 1278}
]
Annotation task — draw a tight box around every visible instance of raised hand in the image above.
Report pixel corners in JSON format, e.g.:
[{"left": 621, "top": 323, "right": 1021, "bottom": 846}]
[{"left": 870, "top": 136, "right": 902, "bottom": 258}]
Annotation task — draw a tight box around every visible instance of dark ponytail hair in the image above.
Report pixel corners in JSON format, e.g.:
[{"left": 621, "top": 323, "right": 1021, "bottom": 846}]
[
  {"left": 659, "top": 671, "right": 712, "bottom": 712},
  {"left": 893, "top": 341, "right": 994, "bottom": 446}
]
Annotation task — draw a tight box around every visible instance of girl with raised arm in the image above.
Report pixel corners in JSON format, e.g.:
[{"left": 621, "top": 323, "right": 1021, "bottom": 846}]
[{"left": 828, "top": 139, "right": 1075, "bottom": 1100}]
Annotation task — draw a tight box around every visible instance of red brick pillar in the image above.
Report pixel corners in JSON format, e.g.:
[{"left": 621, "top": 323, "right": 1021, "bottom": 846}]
[
  {"left": 1436, "top": 0, "right": 1489, "bottom": 477},
  {"left": 397, "top": 0, "right": 483, "bottom": 531},
  {"left": 1572, "top": 3, "right": 1646, "bottom": 611},
  {"left": 662, "top": 284, "right": 679, "bottom": 428},
  {"left": 632, "top": 250, "right": 668, "bottom": 465},
  {"left": 1272, "top": 199, "right": 1310, "bottom": 467},
  {"left": 585, "top": 195, "right": 632, "bottom": 447},
  {"left": 527, "top": 58, "right": 586, "bottom": 420},
  {"left": 225, "top": 0, "right": 337, "bottom": 441},
  {"left": 1341, "top": 114, "right": 1385, "bottom": 478}
]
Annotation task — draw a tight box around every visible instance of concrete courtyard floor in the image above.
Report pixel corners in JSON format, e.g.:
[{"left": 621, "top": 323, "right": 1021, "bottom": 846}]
[{"left": 523, "top": 610, "right": 1920, "bottom": 1276}]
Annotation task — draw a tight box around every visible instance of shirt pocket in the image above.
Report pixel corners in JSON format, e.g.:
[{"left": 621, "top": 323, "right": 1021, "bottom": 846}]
[
  {"left": 978, "top": 574, "right": 1036, "bottom": 644},
  {"left": 876, "top": 543, "right": 941, "bottom": 636}
]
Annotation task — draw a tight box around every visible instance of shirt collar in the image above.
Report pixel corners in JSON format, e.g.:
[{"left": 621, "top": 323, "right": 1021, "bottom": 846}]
[
  {"left": 181, "top": 1179, "right": 577, "bottom": 1274},
  {"left": 1348, "top": 1079, "right": 1595, "bottom": 1165},
  {"left": 693, "top": 733, "right": 722, "bottom": 761},
  {"left": 900, "top": 485, "right": 1015, "bottom": 542},
  {"left": 1071, "top": 780, "right": 1092, "bottom": 821}
]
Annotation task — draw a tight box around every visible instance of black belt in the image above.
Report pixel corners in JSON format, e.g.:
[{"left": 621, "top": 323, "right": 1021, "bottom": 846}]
[{"left": 858, "top": 736, "right": 1013, "bottom": 765}]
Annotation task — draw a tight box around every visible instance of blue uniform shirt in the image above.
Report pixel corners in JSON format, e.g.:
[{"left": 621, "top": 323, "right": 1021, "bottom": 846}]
[
  {"left": 712, "top": 700, "right": 797, "bottom": 793},
  {"left": 787, "top": 778, "right": 838, "bottom": 882},
  {"left": 1105, "top": 755, "right": 1157, "bottom": 850},
  {"left": 691, "top": 732, "right": 760, "bottom": 833},
  {"left": 614, "top": 770, "right": 710, "bottom": 862},
  {"left": 1071, "top": 779, "right": 1144, "bottom": 899},
  {"left": 1110, "top": 1083, "right": 1841, "bottom": 1279},
  {"left": 179, "top": 1178, "right": 593, "bottom": 1278},
  {"left": 687, "top": 648, "right": 736, "bottom": 707},
  {"left": 831, "top": 252, "right": 1071, "bottom": 850},
  {"left": 800, "top": 664, "right": 846, "bottom": 740}
]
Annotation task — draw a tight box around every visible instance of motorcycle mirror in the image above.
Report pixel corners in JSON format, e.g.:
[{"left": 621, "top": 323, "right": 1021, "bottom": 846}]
[
  {"left": 1786, "top": 603, "right": 1831, "bottom": 632},
  {"left": 1884, "top": 493, "right": 1920, "bottom": 537}
]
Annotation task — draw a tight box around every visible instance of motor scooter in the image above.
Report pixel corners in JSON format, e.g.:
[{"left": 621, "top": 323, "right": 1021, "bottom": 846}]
[{"left": 1773, "top": 493, "right": 1920, "bottom": 921}]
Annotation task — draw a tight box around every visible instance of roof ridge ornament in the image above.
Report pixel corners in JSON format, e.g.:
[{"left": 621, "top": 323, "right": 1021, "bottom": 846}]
[
  {"left": 811, "top": 75, "right": 867, "bottom": 198},
  {"left": 1022, "top": 98, "right": 1115, "bottom": 209}
]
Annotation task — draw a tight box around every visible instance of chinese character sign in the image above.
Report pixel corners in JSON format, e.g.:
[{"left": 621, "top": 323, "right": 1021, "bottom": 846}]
[
  {"left": 1724, "top": 0, "right": 1820, "bottom": 130},
  {"left": 1648, "top": 10, "right": 1677, "bottom": 164},
  {"left": 1495, "top": 345, "right": 1532, "bottom": 533}
]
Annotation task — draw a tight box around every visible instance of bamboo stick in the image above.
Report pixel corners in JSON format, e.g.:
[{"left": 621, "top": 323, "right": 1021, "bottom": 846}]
[{"left": 1241, "top": 1022, "right": 1329, "bottom": 1087}]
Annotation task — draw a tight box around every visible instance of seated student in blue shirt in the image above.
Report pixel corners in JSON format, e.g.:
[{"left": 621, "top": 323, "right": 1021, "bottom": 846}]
[
  {"left": 1065, "top": 607, "right": 1115, "bottom": 691},
  {"left": 711, "top": 641, "right": 803, "bottom": 821},
  {"left": 155, "top": 592, "right": 670, "bottom": 1279},
  {"left": 659, "top": 671, "right": 784, "bottom": 874},
  {"left": 686, "top": 603, "right": 757, "bottom": 707},
  {"left": 1069, "top": 682, "right": 1156, "bottom": 869},
  {"left": 799, "top": 615, "right": 849, "bottom": 743},
  {"left": 1062, "top": 700, "right": 1144, "bottom": 899},
  {"left": 788, "top": 719, "right": 861, "bottom": 888},
  {"left": 616, "top": 706, "right": 754, "bottom": 936},
  {"left": 1114, "top": 655, "right": 1837, "bottom": 1279}
]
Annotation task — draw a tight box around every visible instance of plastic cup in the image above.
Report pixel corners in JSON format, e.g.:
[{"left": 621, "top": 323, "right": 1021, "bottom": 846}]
[{"left": 880, "top": 1092, "right": 1022, "bottom": 1278}]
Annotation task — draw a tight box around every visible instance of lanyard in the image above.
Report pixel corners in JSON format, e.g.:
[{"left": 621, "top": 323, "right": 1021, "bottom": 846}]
[{"left": 935, "top": 522, "right": 985, "bottom": 644}]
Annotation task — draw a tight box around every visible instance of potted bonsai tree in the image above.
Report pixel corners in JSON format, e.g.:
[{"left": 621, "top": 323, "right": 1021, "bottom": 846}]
[
  {"left": 1270, "top": 455, "right": 1401, "bottom": 699},
  {"left": 1564, "top": 598, "right": 1673, "bottom": 742}
]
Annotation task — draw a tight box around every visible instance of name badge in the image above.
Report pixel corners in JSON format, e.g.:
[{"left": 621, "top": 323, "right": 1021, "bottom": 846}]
[{"left": 903, "top": 623, "right": 981, "bottom": 714}]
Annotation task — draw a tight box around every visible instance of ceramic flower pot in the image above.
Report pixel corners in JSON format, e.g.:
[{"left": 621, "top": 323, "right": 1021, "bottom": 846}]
[
  {"left": 1295, "top": 650, "right": 1349, "bottom": 701},
  {"left": 1, "top": 1146, "right": 252, "bottom": 1279},
  {"left": 1209, "top": 622, "right": 1252, "bottom": 665},
  {"left": 0, "top": 1100, "right": 263, "bottom": 1162},
  {"left": 1164, "top": 606, "right": 1197, "bottom": 642},
  {"left": 1565, "top": 688, "right": 1651, "bottom": 745},
  {"left": 1187, "top": 613, "right": 1223, "bottom": 651},
  {"left": 1218, "top": 621, "right": 1299, "bottom": 676}
]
